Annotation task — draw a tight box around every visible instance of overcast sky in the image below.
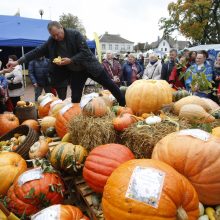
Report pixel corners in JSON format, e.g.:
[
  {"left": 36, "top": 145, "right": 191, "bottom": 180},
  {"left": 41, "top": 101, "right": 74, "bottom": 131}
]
[{"left": 0, "top": 0, "right": 183, "bottom": 44}]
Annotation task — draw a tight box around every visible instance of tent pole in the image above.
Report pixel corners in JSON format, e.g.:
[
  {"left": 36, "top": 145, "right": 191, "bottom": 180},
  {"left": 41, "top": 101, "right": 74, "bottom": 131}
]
[{"left": 21, "top": 46, "right": 26, "bottom": 88}]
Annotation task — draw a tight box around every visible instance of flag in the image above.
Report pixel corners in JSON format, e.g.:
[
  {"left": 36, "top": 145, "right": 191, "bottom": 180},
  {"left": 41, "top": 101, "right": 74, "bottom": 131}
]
[{"left": 94, "top": 32, "right": 102, "bottom": 63}]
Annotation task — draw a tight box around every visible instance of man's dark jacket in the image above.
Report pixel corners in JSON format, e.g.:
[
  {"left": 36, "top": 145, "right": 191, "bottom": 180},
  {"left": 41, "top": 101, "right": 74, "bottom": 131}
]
[
  {"left": 18, "top": 28, "right": 104, "bottom": 85},
  {"left": 161, "top": 60, "right": 176, "bottom": 82}
]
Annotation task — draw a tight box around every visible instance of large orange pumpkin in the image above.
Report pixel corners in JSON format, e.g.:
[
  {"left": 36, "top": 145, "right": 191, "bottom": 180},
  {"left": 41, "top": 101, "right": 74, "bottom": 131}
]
[
  {"left": 7, "top": 168, "right": 65, "bottom": 216},
  {"left": 31, "top": 204, "right": 89, "bottom": 220},
  {"left": 152, "top": 129, "right": 220, "bottom": 205},
  {"left": 102, "top": 159, "right": 199, "bottom": 220},
  {"left": 21, "top": 119, "right": 40, "bottom": 133},
  {"left": 125, "top": 80, "right": 172, "bottom": 115},
  {"left": 0, "top": 113, "right": 19, "bottom": 136},
  {"left": 55, "top": 103, "right": 81, "bottom": 138},
  {"left": 83, "top": 144, "right": 135, "bottom": 193},
  {"left": 0, "top": 152, "right": 27, "bottom": 196},
  {"left": 38, "top": 96, "right": 58, "bottom": 118}
]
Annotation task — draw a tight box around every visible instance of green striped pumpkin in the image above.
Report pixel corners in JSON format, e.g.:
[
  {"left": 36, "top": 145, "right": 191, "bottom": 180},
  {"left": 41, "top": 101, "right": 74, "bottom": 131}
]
[
  {"left": 49, "top": 142, "right": 88, "bottom": 172},
  {"left": 172, "top": 90, "right": 190, "bottom": 102}
]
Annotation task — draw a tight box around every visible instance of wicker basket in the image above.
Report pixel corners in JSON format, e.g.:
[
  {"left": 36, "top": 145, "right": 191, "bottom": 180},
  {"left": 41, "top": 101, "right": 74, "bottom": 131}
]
[
  {"left": 0, "top": 125, "right": 38, "bottom": 159},
  {"left": 15, "top": 106, "right": 37, "bottom": 123}
]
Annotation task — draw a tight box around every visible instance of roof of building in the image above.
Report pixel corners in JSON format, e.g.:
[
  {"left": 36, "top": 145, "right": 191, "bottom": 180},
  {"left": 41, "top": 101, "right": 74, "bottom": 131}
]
[{"left": 100, "top": 32, "right": 134, "bottom": 44}]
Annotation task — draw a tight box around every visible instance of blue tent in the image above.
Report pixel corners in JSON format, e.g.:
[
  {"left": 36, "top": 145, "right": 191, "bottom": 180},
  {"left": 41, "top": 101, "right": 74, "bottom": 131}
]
[{"left": 0, "top": 15, "right": 96, "bottom": 48}]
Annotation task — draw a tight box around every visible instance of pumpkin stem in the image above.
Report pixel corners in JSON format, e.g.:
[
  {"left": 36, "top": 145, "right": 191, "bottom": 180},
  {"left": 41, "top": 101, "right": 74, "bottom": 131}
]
[{"left": 177, "top": 207, "right": 188, "bottom": 220}]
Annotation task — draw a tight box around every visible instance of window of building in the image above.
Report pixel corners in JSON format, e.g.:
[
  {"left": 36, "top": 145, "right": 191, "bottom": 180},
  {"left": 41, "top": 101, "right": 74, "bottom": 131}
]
[
  {"left": 163, "top": 41, "right": 165, "bottom": 46},
  {"left": 127, "top": 45, "right": 130, "bottom": 50},
  {"left": 102, "top": 44, "right": 106, "bottom": 50},
  {"left": 109, "top": 44, "right": 112, "bottom": 50},
  {"left": 161, "top": 48, "right": 163, "bottom": 51},
  {"left": 115, "top": 44, "right": 118, "bottom": 50},
  {"left": 165, "top": 48, "right": 167, "bottom": 51},
  {"left": 121, "top": 45, "right": 125, "bottom": 51}
]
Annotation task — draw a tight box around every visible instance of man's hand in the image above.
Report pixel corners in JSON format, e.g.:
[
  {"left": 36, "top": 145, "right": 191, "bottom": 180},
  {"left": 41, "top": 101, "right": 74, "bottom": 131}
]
[
  {"left": 33, "top": 83, "right": 38, "bottom": 88},
  {"left": 55, "top": 57, "right": 72, "bottom": 66},
  {"left": 6, "top": 61, "right": 18, "bottom": 69}
]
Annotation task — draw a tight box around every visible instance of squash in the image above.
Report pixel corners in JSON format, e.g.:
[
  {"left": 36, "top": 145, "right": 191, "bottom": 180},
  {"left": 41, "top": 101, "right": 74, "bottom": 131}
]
[
  {"left": 113, "top": 113, "right": 138, "bottom": 131},
  {"left": 16, "top": 100, "right": 26, "bottom": 107},
  {"left": 116, "top": 107, "right": 133, "bottom": 116},
  {"left": 102, "top": 159, "right": 199, "bottom": 220},
  {"left": 0, "top": 113, "right": 19, "bottom": 136},
  {"left": 179, "top": 104, "right": 215, "bottom": 123},
  {"left": 29, "top": 139, "right": 50, "bottom": 159},
  {"left": 199, "top": 202, "right": 205, "bottom": 216},
  {"left": 38, "top": 96, "right": 58, "bottom": 118},
  {"left": 49, "top": 99, "right": 66, "bottom": 117},
  {"left": 31, "top": 204, "right": 89, "bottom": 220},
  {"left": 21, "top": 119, "right": 40, "bottom": 133},
  {"left": 0, "top": 152, "right": 27, "bottom": 195},
  {"left": 125, "top": 80, "right": 172, "bottom": 115},
  {"left": 83, "top": 144, "right": 134, "bottom": 193},
  {"left": 37, "top": 93, "right": 54, "bottom": 104},
  {"left": 45, "top": 127, "right": 56, "bottom": 137},
  {"left": 55, "top": 103, "right": 81, "bottom": 138},
  {"left": 212, "top": 127, "right": 220, "bottom": 138},
  {"left": 81, "top": 96, "right": 109, "bottom": 117},
  {"left": 50, "top": 142, "right": 87, "bottom": 172},
  {"left": 205, "top": 207, "right": 216, "bottom": 220},
  {"left": 198, "top": 215, "right": 209, "bottom": 220},
  {"left": 173, "top": 96, "right": 211, "bottom": 115},
  {"left": 7, "top": 168, "right": 65, "bottom": 216},
  {"left": 40, "top": 116, "right": 56, "bottom": 133},
  {"left": 152, "top": 129, "right": 220, "bottom": 205},
  {"left": 172, "top": 89, "right": 190, "bottom": 102},
  {"left": 202, "top": 98, "right": 220, "bottom": 113}
]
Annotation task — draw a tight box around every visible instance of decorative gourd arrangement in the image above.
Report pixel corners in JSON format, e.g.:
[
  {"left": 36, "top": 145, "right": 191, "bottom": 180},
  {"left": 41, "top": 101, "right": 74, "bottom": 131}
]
[
  {"left": 152, "top": 129, "right": 220, "bottom": 205},
  {"left": 102, "top": 159, "right": 199, "bottom": 220},
  {"left": 0, "top": 152, "right": 27, "bottom": 195},
  {"left": 125, "top": 79, "right": 173, "bottom": 115},
  {"left": 83, "top": 143, "right": 135, "bottom": 193},
  {"left": 0, "top": 113, "right": 19, "bottom": 136}
]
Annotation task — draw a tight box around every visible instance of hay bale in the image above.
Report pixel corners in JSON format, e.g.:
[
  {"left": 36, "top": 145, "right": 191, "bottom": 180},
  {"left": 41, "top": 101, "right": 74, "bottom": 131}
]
[
  {"left": 68, "top": 113, "right": 117, "bottom": 151},
  {"left": 121, "top": 118, "right": 191, "bottom": 159}
]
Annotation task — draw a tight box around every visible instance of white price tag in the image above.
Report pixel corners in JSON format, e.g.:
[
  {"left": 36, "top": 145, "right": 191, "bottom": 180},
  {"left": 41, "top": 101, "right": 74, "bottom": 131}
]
[
  {"left": 80, "top": 92, "right": 99, "bottom": 109},
  {"left": 179, "top": 129, "right": 210, "bottom": 141},
  {"left": 18, "top": 168, "right": 43, "bottom": 186},
  {"left": 50, "top": 99, "right": 62, "bottom": 109},
  {"left": 31, "top": 205, "right": 60, "bottom": 220},
  {"left": 40, "top": 96, "right": 53, "bottom": 107},
  {"left": 126, "top": 166, "right": 165, "bottom": 208},
  {"left": 60, "top": 103, "right": 73, "bottom": 115}
]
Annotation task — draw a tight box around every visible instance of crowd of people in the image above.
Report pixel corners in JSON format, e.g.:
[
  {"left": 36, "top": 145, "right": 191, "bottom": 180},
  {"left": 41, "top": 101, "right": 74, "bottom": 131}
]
[{"left": 0, "top": 21, "right": 220, "bottom": 114}]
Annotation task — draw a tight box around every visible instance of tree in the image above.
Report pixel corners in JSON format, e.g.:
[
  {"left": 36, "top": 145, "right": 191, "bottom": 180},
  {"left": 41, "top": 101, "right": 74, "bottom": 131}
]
[
  {"left": 159, "top": 0, "right": 220, "bottom": 44},
  {"left": 59, "top": 13, "right": 86, "bottom": 37}
]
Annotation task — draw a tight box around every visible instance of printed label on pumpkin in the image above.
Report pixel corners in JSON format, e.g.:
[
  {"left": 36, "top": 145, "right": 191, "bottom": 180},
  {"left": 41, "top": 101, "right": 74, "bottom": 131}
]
[
  {"left": 125, "top": 166, "right": 165, "bottom": 208},
  {"left": 179, "top": 129, "right": 210, "bottom": 141},
  {"left": 18, "top": 168, "right": 43, "bottom": 186},
  {"left": 60, "top": 103, "right": 73, "bottom": 115},
  {"left": 31, "top": 204, "right": 60, "bottom": 220},
  {"left": 40, "top": 96, "right": 53, "bottom": 107},
  {"left": 80, "top": 92, "right": 99, "bottom": 109},
  {"left": 50, "top": 99, "right": 62, "bottom": 109}
]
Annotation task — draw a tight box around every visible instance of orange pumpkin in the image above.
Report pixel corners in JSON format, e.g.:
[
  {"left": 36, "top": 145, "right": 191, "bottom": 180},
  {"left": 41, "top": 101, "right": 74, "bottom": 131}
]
[
  {"left": 113, "top": 113, "right": 138, "bottom": 131},
  {"left": 0, "top": 152, "right": 27, "bottom": 196},
  {"left": 152, "top": 129, "right": 220, "bottom": 205},
  {"left": 82, "top": 96, "right": 109, "bottom": 117},
  {"left": 117, "top": 107, "right": 133, "bottom": 116},
  {"left": 21, "top": 119, "right": 40, "bottom": 133},
  {"left": 83, "top": 144, "right": 134, "bottom": 193},
  {"left": 125, "top": 80, "right": 172, "bottom": 115},
  {"left": 55, "top": 103, "right": 81, "bottom": 138},
  {"left": 102, "top": 159, "right": 199, "bottom": 220},
  {"left": 38, "top": 96, "right": 58, "bottom": 118},
  {"left": 31, "top": 204, "right": 89, "bottom": 220},
  {"left": 0, "top": 113, "right": 19, "bottom": 136}
]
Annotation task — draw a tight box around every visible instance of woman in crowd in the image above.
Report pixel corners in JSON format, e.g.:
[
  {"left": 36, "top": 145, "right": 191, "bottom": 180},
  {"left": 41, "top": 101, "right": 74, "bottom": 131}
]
[
  {"left": 122, "top": 53, "right": 143, "bottom": 86},
  {"left": 4, "top": 55, "right": 24, "bottom": 110},
  {"left": 142, "top": 53, "right": 162, "bottom": 80}
]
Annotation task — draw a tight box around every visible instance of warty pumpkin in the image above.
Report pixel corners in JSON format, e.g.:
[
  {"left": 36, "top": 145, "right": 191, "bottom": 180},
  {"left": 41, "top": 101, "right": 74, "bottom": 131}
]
[
  {"left": 83, "top": 143, "right": 134, "bottom": 193},
  {"left": 55, "top": 103, "right": 81, "bottom": 138},
  {"left": 173, "top": 96, "right": 211, "bottom": 115},
  {"left": 0, "top": 152, "right": 27, "bottom": 196},
  {"left": 179, "top": 104, "right": 215, "bottom": 123},
  {"left": 7, "top": 168, "right": 65, "bottom": 216},
  {"left": 125, "top": 79, "right": 172, "bottom": 115},
  {"left": 50, "top": 142, "right": 88, "bottom": 172},
  {"left": 152, "top": 129, "right": 220, "bottom": 205},
  {"left": 102, "top": 159, "right": 199, "bottom": 220},
  {"left": 0, "top": 113, "right": 19, "bottom": 136},
  {"left": 31, "top": 204, "right": 89, "bottom": 220}
]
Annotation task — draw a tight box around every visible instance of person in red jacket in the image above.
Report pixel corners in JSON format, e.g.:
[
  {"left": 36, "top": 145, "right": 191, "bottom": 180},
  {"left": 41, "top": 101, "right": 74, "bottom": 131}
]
[{"left": 169, "top": 56, "right": 187, "bottom": 90}]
